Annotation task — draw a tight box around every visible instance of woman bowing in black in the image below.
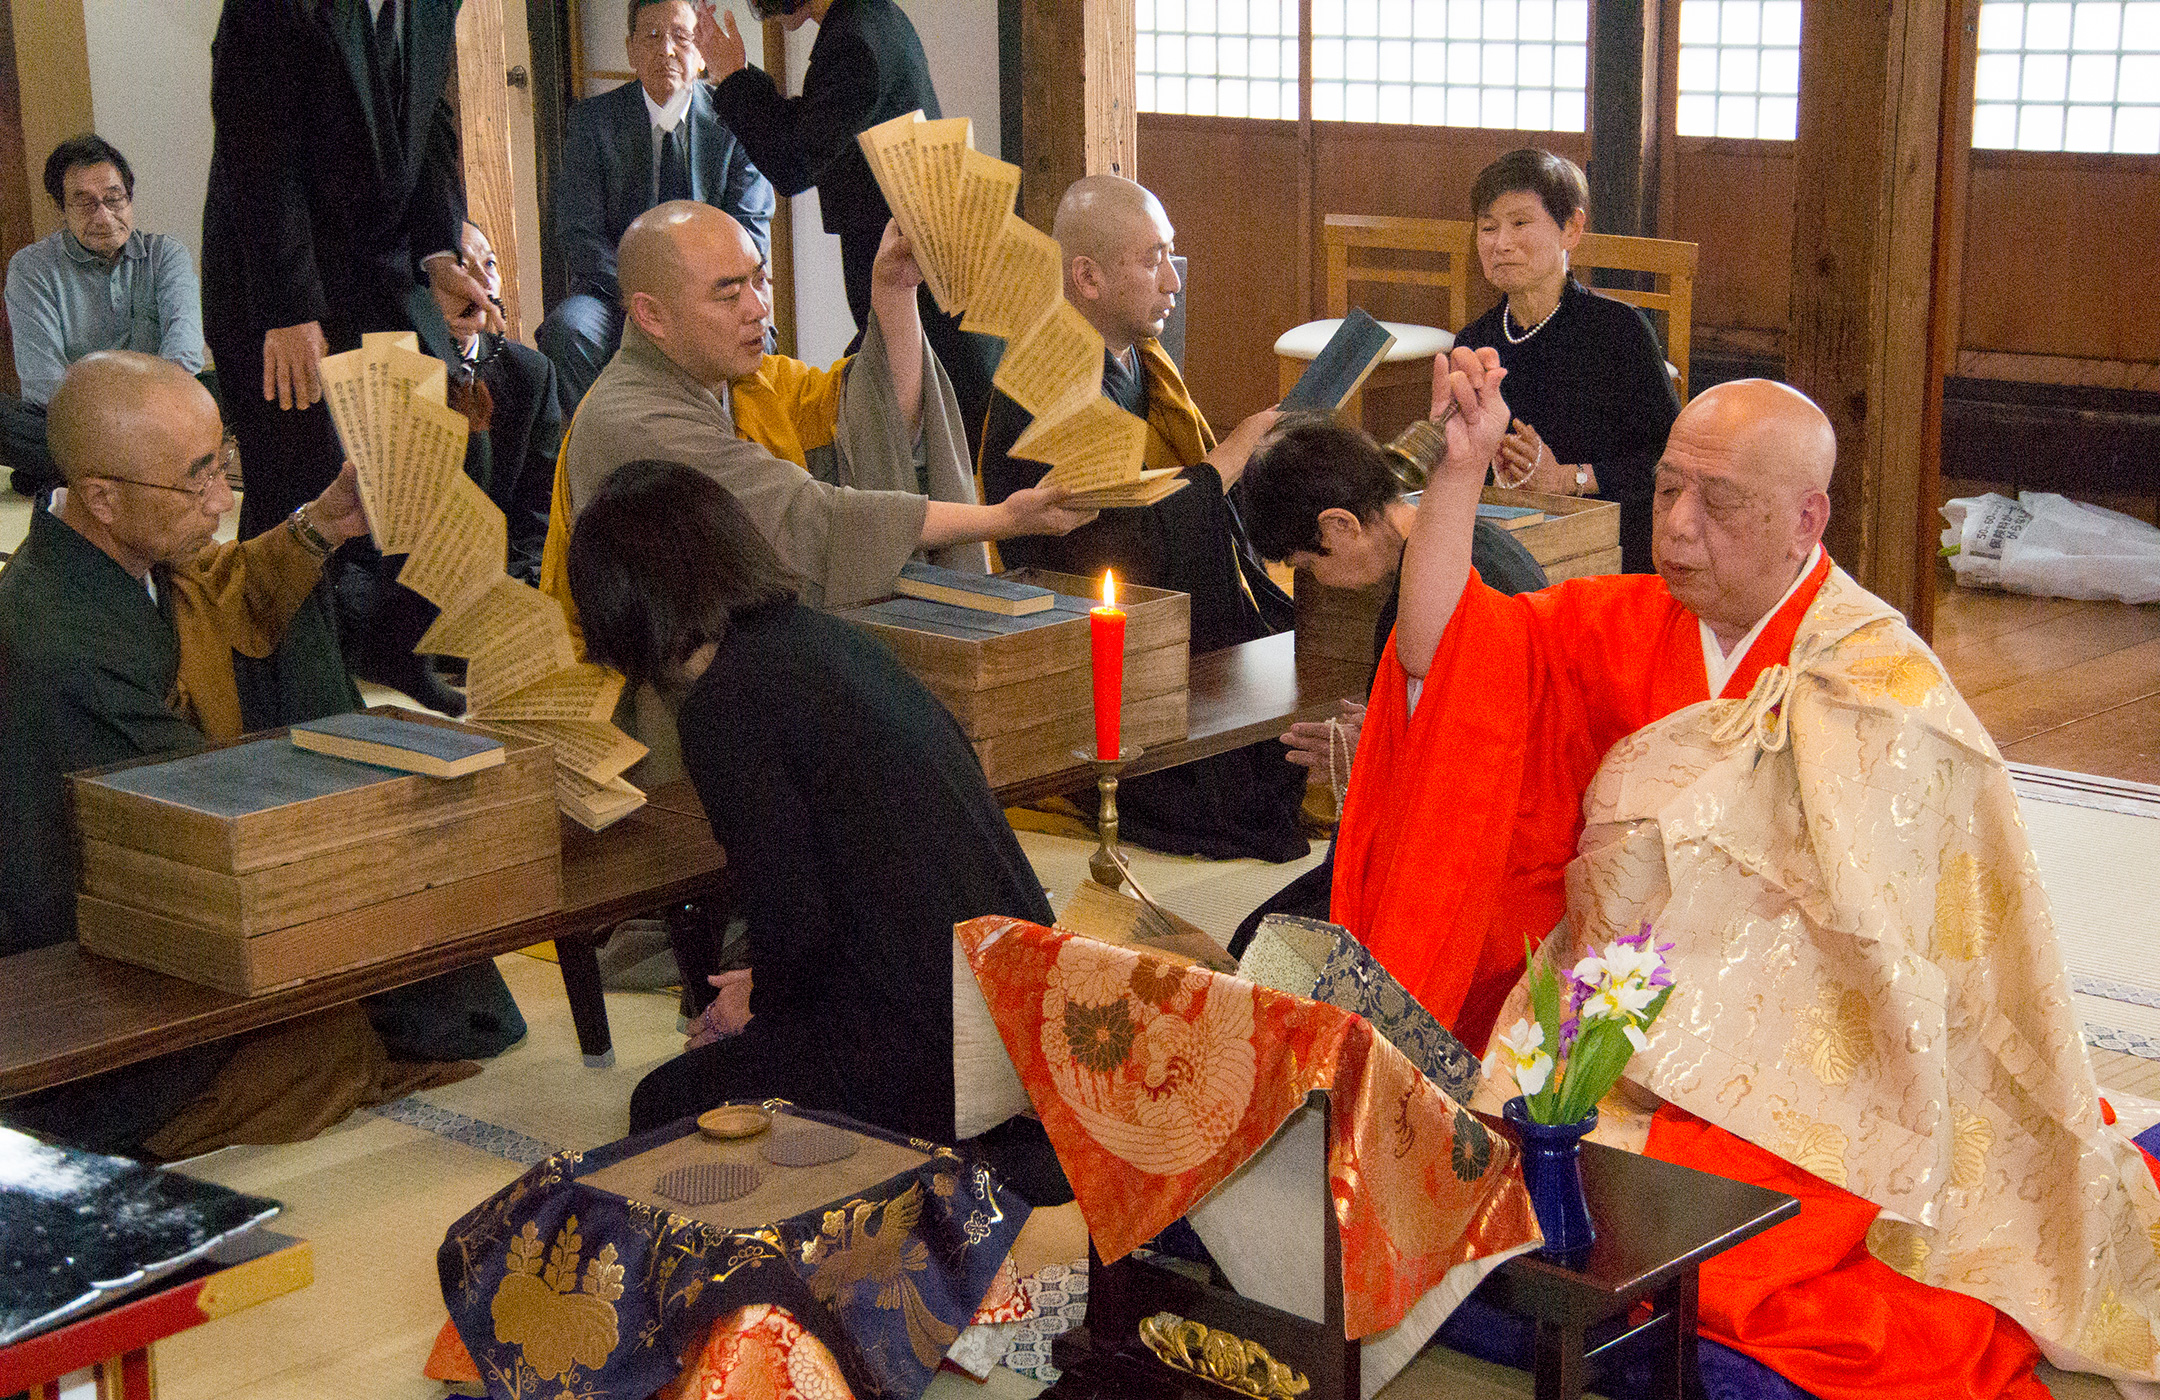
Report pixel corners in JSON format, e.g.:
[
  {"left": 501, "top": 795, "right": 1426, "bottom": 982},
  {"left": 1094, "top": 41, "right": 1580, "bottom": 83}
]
[{"left": 569, "top": 460, "right": 1054, "bottom": 1148}]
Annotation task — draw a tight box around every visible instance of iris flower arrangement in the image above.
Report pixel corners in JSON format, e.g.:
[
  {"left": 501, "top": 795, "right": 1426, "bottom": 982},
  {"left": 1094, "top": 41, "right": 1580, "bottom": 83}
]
[{"left": 1496, "top": 924, "right": 1676, "bottom": 1126}]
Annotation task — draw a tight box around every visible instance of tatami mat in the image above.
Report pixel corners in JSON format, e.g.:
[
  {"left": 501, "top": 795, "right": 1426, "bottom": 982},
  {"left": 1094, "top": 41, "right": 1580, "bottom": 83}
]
[{"left": 2014, "top": 768, "right": 2160, "bottom": 1061}]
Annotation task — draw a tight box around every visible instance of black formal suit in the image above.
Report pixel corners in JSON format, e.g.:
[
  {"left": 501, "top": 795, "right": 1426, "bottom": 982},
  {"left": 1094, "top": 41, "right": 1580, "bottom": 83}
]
[
  {"left": 202, "top": 0, "right": 466, "bottom": 538},
  {"left": 538, "top": 79, "right": 774, "bottom": 413},
  {"left": 713, "top": 0, "right": 996, "bottom": 451}
]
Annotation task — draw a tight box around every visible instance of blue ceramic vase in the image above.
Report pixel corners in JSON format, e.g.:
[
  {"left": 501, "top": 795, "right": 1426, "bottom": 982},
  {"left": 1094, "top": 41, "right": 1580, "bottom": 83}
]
[{"left": 1503, "top": 1095, "right": 1597, "bottom": 1264}]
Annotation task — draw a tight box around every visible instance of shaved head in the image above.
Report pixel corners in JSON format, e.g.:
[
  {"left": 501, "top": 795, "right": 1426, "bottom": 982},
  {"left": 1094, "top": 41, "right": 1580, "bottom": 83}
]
[
  {"left": 48, "top": 350, "right": 215, "bottom": 486},
  {"left": 1053, "top": 175, "right": 1166, "bottom": 273},
  {"left": 1679, "top": 378, "right": 1836, "bottom": 501},
  {"left": 48, "top": 350, "right": 234, "bottom": 577},
  {"left": 1052, "top": 176, "right": 1182, "bottom": 353},
  {"left": 1651, "top": 379, "right": 1836, "bottom": 647},
  {"left": 617, "top": 199, "right": 708, "bottom": 305},
  {"left": 618, "top": 201, "right": 772, "bottom": 386}
]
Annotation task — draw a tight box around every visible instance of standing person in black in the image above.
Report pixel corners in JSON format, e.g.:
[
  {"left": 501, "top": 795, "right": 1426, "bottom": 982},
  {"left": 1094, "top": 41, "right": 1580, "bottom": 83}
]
[
  {"left": 1453, "top": 149, "right": 1679, "bottom": 573},
  {"left": 569, "top": 459, "right": 1055, "bottom": 1149},
  {"left": 699, "top": 0, "right": 999, "bottom": 454},
  {"left": 201, "top": 0, "right": 500, "bottom": 542}
]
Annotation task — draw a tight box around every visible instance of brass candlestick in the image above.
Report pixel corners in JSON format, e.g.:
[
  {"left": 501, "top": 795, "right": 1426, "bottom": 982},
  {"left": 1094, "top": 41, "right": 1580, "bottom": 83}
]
[{"left": 1076, "top": 746, "right": 1144, "bottom": 891}]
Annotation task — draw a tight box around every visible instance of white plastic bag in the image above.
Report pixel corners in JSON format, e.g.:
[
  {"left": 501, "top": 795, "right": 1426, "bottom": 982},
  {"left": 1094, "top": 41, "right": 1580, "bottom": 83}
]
[{"left": 1940, "top": 491, "right": 2160, "bottom": 605}]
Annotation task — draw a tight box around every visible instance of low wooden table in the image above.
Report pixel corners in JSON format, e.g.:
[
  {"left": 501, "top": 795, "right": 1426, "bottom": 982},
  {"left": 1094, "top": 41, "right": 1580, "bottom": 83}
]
[
  {"left": 1467, "top": 1129, "right": 1800, "bottom": 1400},
  {"left": 0, "top": 1228, "right": 311, "bottom": 1399},
  {"left": 0, "top": 799, "right": 725, "bottom": 1100}
]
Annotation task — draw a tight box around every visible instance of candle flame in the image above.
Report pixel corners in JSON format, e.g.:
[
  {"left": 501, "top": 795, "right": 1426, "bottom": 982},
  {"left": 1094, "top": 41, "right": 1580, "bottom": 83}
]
[{"left": 1102, "top": 570, "right": 1117, "bottom": 607}]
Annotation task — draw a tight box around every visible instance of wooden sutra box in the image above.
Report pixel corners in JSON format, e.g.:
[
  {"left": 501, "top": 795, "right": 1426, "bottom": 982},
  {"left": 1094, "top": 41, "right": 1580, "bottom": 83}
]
[
  {"left": 69, "top": 711, "right": 560, "bottom": 995},
  {"left": 834, "top": 568, "right": 1190, "bottom": 790}
]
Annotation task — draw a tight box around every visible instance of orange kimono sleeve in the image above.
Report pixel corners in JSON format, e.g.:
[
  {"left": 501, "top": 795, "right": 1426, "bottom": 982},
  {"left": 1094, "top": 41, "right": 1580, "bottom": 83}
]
[{"left": 1330, "top": 572, "right": 1702, "bottom": 1053}]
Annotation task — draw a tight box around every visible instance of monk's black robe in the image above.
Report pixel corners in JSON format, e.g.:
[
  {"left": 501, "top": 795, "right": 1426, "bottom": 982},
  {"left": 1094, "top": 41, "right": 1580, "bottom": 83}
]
[{"left": 980, "top": 343, "right": 1309, "bottom": 863}]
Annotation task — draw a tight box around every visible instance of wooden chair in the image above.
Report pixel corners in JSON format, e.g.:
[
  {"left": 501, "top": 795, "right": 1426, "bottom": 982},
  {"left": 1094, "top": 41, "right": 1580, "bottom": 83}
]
[
  {"left": 1571, "top": 232, "right": 1699, "bottom": 401},
  {"left": 1274, "top": 214, "right": 1476, "bottom": 426}
]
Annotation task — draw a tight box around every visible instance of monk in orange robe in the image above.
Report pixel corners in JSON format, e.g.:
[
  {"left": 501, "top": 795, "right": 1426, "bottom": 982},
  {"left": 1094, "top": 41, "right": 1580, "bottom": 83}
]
[{"left": 1334, "top": 354, "right": 2160, "bottom": 1397}]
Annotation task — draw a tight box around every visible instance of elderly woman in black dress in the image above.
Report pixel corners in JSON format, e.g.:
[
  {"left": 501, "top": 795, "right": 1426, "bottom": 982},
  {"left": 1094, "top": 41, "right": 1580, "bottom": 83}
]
[
  {"left": 1454, "top": 149, "right": 1680, "bottom": 572},
  {"left": 568, "top": 460, "right": 1054, "bottom": 1148}
]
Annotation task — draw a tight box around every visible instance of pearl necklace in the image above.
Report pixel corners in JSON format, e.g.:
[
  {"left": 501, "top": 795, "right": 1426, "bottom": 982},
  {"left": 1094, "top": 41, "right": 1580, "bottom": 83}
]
[{"left": 1502, "top": 292, "right": 1563, "bottom": 345}]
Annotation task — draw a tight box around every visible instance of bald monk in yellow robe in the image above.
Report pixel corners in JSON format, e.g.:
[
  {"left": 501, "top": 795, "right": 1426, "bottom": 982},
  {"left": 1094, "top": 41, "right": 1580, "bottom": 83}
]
[
  {"left": 539, "top": 202, "right": 1089, "bottom": 633},
  {"left": 1338, "top": 348, "right": 2160, "bottom": 1397}
]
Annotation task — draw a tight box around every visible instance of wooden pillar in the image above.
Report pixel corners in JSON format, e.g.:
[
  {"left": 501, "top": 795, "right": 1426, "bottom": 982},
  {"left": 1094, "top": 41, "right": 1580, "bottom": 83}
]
[
  {"left": 1785, "top": 0, "right": 1954, "bottom": 625},
  {"left": 457, "top": 0, "right": 523, "bottom": 331},
  {"left": 1587, "top": 0, "right": 1661, "bottom": 239},
  {"left": 0, "top": 0, "right": 39, "bottom": 397},
  {"left": 1011, "top": 0, "right": 1137, "bottom": 231}
]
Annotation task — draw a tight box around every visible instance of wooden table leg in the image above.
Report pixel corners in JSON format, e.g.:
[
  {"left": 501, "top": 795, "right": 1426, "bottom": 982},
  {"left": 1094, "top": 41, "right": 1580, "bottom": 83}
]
[
  {"left": 1532, "top": 1315, "right": 1587, "bottom": 1400},
  {"left": 555, "top": 931, "right": 614, "bottom": 1067},
  {"left": 1662, "top": 1269, "right": 1703, "bottom": 1400}
]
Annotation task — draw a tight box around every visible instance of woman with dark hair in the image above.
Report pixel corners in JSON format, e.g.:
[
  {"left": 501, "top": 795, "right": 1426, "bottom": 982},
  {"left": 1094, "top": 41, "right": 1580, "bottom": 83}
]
[
  {"left": 570, "top": 459, "right": 1054, "bottom": 1148},
  {"left": 1455, "top": 148, "right": 1679, "bottom": 573}
]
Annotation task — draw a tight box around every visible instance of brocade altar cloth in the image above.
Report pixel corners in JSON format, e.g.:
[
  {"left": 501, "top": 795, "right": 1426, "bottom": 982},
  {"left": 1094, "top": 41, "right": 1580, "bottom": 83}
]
[
  {"left": 437, "top": 1105, "right": 1028, "bottom": 1399},
  {"left": 954, "top": 916, "right": 1539, "bottom": 1342}
]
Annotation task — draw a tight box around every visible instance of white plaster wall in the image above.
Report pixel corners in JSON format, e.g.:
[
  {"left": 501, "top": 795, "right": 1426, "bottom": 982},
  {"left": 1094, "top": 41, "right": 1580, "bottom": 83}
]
[{"left": 80, "top": 0, "right": 218, "bottom": 265}]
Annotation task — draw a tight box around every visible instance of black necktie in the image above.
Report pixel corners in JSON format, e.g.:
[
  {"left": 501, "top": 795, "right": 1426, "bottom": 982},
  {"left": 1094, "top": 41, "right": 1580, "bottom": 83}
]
[
  {"left": 374, "top": 0, "right": 406, "bottom": 137},
  {"left": 658, "top": 124, "right": 692, "bottom": 205}
]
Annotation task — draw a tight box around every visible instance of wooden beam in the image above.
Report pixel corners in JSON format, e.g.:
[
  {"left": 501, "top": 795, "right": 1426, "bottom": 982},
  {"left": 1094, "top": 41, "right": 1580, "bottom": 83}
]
[
  {"left": 456, "top": 0, "right": 524, "bottom": 331},
  {"left": 1296, "top": 0, "right": 1314, "bottom": 319},
  {"left": 1587, "top": 0, "right": 1658, "bottom": 239},
  {"left": 1786, "top": 0, "right": 1953, "bottom": 623},
  {"left": 1911, "top": 0, "right": 1982, "bottom": 642},
  {"left": 0, "top": 0, "right": 39, "bottom": 397},
  {"left": 1013, "top": 0, "right": 1137, "bottom": 231}
]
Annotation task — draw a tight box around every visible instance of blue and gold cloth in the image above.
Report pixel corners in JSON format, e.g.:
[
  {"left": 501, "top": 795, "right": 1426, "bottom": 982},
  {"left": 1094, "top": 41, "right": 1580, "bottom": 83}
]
[{"left": 438, "top": 1106, "right": 1028, "bottom": 1399}]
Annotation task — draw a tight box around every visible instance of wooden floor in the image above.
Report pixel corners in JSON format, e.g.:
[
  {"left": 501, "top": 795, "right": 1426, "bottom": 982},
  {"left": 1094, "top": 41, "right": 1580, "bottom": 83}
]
[{"left": 1931, "top": 564, "right": 2160, "bottom": 785}]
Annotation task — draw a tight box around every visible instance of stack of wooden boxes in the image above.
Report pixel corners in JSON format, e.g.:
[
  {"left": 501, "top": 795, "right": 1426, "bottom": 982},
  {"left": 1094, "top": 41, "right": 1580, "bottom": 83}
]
[
  {"left": 835, "top": 569, "right": 1190, "bottom": 790},
  {"left": 70, "top": 715, "right": 561, "bottom": 995}
]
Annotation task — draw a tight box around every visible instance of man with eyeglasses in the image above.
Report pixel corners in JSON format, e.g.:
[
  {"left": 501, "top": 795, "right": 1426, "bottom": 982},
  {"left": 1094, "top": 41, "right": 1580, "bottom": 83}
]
[
  {"left": 0, "top": 351, "right": 525, "bottom": 1156},
  {"left": 0, "top": 350, "right": 369, "bottom": 957},
  {"left": 3, "top": 135, "right": 205, "bottom": 502},
  {"left": 538, "top": 0, "right": 773, "bottom": 418}
]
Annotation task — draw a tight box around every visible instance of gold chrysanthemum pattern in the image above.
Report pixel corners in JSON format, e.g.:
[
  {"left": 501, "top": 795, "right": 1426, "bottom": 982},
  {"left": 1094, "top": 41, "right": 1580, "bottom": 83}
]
[{"left": 1934, "top": 853, "right": 2008, "bottom": 961}]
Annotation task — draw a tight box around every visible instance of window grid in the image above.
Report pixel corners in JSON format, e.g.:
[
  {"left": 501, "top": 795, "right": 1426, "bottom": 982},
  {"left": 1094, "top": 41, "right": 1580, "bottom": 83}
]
[
  {"left": 1972, "top": 2, "right": 2160, "bottom": 154},
  {"left": 1136, "top": 0, "right": 1301, "bottom": 121},
  {"left": 1135, "top": 0, "right": 1590, "bottom": 133},
  {"left": 1674, "top": 0, "right": 1802, "bottom": 139}
]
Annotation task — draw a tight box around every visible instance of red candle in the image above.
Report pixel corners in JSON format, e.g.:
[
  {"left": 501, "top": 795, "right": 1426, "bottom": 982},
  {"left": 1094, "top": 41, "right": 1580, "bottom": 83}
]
[{"left": 1090, "top": 570, "right": 1126, "bottom": 760}]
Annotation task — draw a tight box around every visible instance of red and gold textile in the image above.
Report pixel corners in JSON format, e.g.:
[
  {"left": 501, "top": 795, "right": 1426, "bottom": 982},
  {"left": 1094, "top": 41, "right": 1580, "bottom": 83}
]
[{"left": 954, "top": 915, "right": 1538, "bottom": 1340}]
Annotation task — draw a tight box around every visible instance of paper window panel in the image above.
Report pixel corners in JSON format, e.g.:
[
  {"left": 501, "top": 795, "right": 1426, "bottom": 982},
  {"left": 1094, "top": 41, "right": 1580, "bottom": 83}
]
[
  {"left": 1971, "top": 1, "right": 2160, "bottom": 152},
  {"left": 1675, "top": 0, "right": 1803, "bottom": 138},
  {"left": 1139, "top": 0, "right": 1301, "bottom": 116}
]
